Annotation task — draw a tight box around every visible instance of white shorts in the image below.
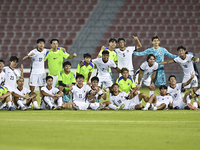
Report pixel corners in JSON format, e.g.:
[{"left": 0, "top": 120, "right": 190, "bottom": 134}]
[
  {"left": 74, "top": 101, "right": 89, "bottom": 110},
  {"left": 42, "top": 96, "right": 62, "bottom": 109},
  {"left": 98, "top": 76, "right": 113, "bottom": 88},
  {"left": 135, "top": 74, "right": 151, "bottom": 86},
  {"left": 123, "top": 95, "right": 141, "bottom": 110},
  {"left": 0, "top": 101, "right": 6, "bottom": 110},
  {"left": 155, "top": 102, "right": 168, "bottom": 110},
  {"left": 52, "top": 75, "right": 58, "bottom": 87},
  {"left": 173, "top": 100, "right": 187, "bottom": 109},
  {"left": 29, "top": 73, "right": 46, "bottom": 86},
  {"left": 40, "top": 100, "right": 50, "bottom": 110},
  {"left": 182, "top": 75, "right": 198, "bottom": 88}
]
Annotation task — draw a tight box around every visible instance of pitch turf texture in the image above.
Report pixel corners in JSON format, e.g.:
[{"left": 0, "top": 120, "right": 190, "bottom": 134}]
[{"left": 0, "top": 88, "right": 200, "bottom": 150}]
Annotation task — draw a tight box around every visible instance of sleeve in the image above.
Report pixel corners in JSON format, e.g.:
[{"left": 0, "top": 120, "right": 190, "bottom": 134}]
[
  {"left": 134, "top": 49, "right": 150, "bottom": 56},
  {"left": 71, "top": 86, "right": 74, "bottom": 93},
  {"left": 129, "top": 46, "right": 136, "bottom": 53},
  {"left": 54, "top": 88, "right": 60, "bottom": 94},
  {"left": 2, "top": 67, "right": 6, "bottom": 73},
  {"left": 173, "top": 57, "right": 179, "bottom": 63},
  {"left": 140, "top": 62, "right": 146, "bottom": 71},
  {"left": 116, "top": 78, "right": 119, "bottom": 84},
  {"left": 41, "top": 87, "right": 45, "bottom": 92},
  {"left": 195, "top": 89, "right": 200, "bottom": 97},
  {"left": 16, "top": 70, "right": 20, "bottom": 77},
  {"left": 26, "top": 88, "right": 31, "bottom": 94},
  {"left": 98, "top": 90, "right": 103, "bottom": 96},
  {"left": 58, "top": 72, "right": 63, "bottom": 81},
  {"left": 44, "top": 51, "right": 49, "bottom": 61},
  {"left": 169, "top": 96, "right": 173, "bottom": 103},
  {"left": 63, "top": 51, "right": 70, "bottom": 59},
  {"left": 164, "top": 49, "right": 177, "bottom": 59},
  {"left": 154, "top": 63, "right": 158, "bottom": 71},
  {"left": 109, "top": 94, "right": 114, "bottom": 104},
  {"left": 2, "top": 87, "right": 8, "bottom": 95},
  {"left": 131, "top": 80, "right": 136, "bottom": 88},
  {"left": 188, "top": 54, "right": 194, "bottom": 60},
  {"left": 27, "top": 50, "right": 34, "bottom": 57},
  {"left": 86, "top": 85, "right": 92, "bottom": 93},
  {"left": 123, "top": 92, "right": 129, "bottom": 98},
  {"left": 76, "top": 64, "right": 80, "bottom": 74},
  {"left": 72, "top": 73, "right": 76, "bottom": 83},
  {"left": 110, "top": 59, "right": 117, "bottom": 68},
  {"left": 98, "top": 49, "right": 103, "bottom": 56},
  {"left": 92, "top": 58, "right": 98, "bottom": 65},
  {"left": 113, "top": 51, "right": 118, "bottom": 61},
  {"left": 90, "top": 63, "right": 95, "bottom": 72}
]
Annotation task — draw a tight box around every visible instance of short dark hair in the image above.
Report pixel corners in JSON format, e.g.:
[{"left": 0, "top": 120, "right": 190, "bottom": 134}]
[
  {"left": 152, "top": 35, "right": 160, "bottom": 41},
  {"left": 168, "top": 75, "right": 176, "bottom": 81},
  {"left": 50, "top": 39, "right": 59, "bottom": 44},
  {"left": 10, "top": 56, "right": 19, "bottom": 62},
  {"left": 118, "top": 38, "right": 125, "bottom": 43},
  {"left": 121, "top": 68, "right": 129, "bottom": 73},
  {"left": 37, "top": 38, "right": 45, "bottom": 44},
  {"left": 102, "top": 50, "right": 109, "bottom": 55},
  {"left": 63, "top": 61, "right": 71, "bottom": 68},
  {"left": 112, "top": 83, "right": 119, "bottom": 88},
  {"left": 91, "top": 76, "right": 99, "bottom": 82},
  {"left": 83, "top": 53, "right": 91, "bottom": 58},
  {"left": 147, "top": 54, "right": 155, "bottom": 62},
  {"left": 177, "top": 45, "right": 186, "bottom": 51},
  {"left": 46, "top": 76, "right": 53, "bottom": 81},
  {"left": 0, "top": 59, "right": 5, "bottom": 64},
  {"left": 76, "top": 74, "right": 84, "bottom": 80},
  {"left": 159, "top": 85, "right": 167, "bottom": 90},
  {"left": 109, "top": 38, "right": 117, "bottom": 43}
]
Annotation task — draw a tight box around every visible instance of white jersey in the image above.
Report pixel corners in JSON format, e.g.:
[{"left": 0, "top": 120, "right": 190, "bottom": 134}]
[
  {"left": 41, "top": 86, "right": 59, "bottom": 96},
  {"left": 71, "top": 84, "right": 91, "bottom": 102},
  {"left": 87, "top": 87, "right": 103, "bottom": 102},
  {"left": 28, "top": 48, "right": 48, "bottom": 74},
  {"left": 114, "top": 46, "right": 136, "bottom": 70},
  {"left": 156, "top": 95, "right": 173, "bottom": 106},
  {"left": 174, "top": 54, "right": 195, "bottom": 78},
  {"left": 195, "top": 89, "right": 200, "bottom": 97},
  {"left": 0, "top": 71, "right": 5, "bottom": 84},
  {"left": 140, "top": 61, "right": 158, "bottom": 80},
  {"left": 110, "top": 92, "right": 129, "bottom": 107},
  {"left": 3, "top": 66, "right": 20, "bottom": 92},
  {"left": 13, "top": 87, "right": 31, "bottom": 101},
  {"left": 92, "top": 58, "right": 116, "bottom": 77},
  {"left": 167, "top": 83, "right": 183, "bottom": 106}
]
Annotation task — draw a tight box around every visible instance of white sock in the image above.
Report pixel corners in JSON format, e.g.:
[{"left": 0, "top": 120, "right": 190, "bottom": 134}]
[
  {"left": 17, "top": 100, "right": 25, "bottom": 108},
  {"left": 44, "top": 97, "right": 53, "bottom": 108},
  {"left": 149, "top": 91, "right": 155, "bottom": 97},
  {"left": 145, "top": 103, "right": 150, "bottom": 109},
  {"left": 186, "top": 95, "right": 191, "bottom": 104},
  {"left": 193, "top": 102, "right": 198, "bottom": 108},
  {"left": 154, "top": 107, "right": 157, "bottom": 110},
  {"left": 57, "top": 97, "right": 62, "bottom": 107},
  {"left": 33, "top": 101, "right": 39, "bottom": 108},
  {"left": 108, "top": 104, "right": 117, "bottom": 110},
  {"left": 194, "top": 97, "right": 199, "bottom": 101},
  {"left": 7, "top": 101, "right": 11, "bottom": 108}
]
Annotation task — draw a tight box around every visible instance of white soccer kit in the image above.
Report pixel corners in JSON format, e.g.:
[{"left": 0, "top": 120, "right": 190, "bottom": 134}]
[
  {"left": 71, "top": 84, "right": 91, "bottom": 110},
  {"left": 41, "top": 86, "right": 62, "bottom": 109},
  {"left": 135, "top": 61, "right": 158, "bottom": 86},
  {"left": 0, "top": 71, "right": 5, "bottom": 85},
  {"left": 167, "top": 83, "right": 186, "bottom": 109},
  {"left": 155, "top": 95, "right": 173, "bottom": 109},
  {"left": 115, "top": 46, "right": 136, "bottom": 76},
  {"left": 13, "top": 87, "right": 31, "bottom": 108},
  {"left": 28, "top": 48, "right": 48, "bottom": 86},
  {"left": 174, "top": 54, "right": 198, "bottom": 88},
  {"left": 3, "top": 66, "right": 20, "bottom": 92},
  {"left": 87, "top": 87, "right": 103, "bottom": 102},
  {"left": 92, "top": 58, "right": 117, "bottom": 88}
]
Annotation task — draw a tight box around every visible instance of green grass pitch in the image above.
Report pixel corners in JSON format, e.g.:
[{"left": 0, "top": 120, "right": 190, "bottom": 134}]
[{"left": 0, "top": 88, "right": 200, "bottom": 150}]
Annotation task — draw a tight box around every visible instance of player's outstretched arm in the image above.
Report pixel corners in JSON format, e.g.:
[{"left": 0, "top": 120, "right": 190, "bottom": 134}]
[
  {"left": 136, "top": 70, "right": 143, "bottom": 90},
  {"left": 68, "top": 53, "right": 77, "bottom": 59},
  {"left": 23, "top": 52, "right": 35, "bottom": 61},
  {"left": 133, "top": 49, "right": 149, "bottom": 56},
  {"left": 115, "top": 67, "right": 121, "bottom": 73},
  {"left": 164, "top": 49, "right": 177, "bottom": 59},
  {"left": 19, "top": 64, "right": 24, "bottom": 77},
  {"left": 133, "top": 36, "right": 142, "bottom": 49},
  {"left": 151, "top": 71, "right": 157, "bottom": 85},
  {"left": 182, "top": 73, "right": 195, "bottom": 88},
  {"left": 41, "top": 90, "right": 55, "bottom": 98},
  {"left": 192, "top": 57, "right": 199, "bottom": 63},
  {"left": 55, "top": 91, "right": 64, "bottom": 97},
  {"left": 12, "top": 92, "right": 26, "bottom": 99},
  {"left": 158, "top": 60, "right": 174, "bottom": 65}
]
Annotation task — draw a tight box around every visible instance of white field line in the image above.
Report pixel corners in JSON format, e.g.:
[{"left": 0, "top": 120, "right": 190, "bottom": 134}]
[{"left": 0, "top": 119, "right": 200, "bottom": 123}]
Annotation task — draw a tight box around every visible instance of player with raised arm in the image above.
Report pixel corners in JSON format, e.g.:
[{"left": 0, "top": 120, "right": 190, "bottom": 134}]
[
  {"left": 135, "top": 54, "right": 158, "bottom": 97},
  {"left": 76, "top": 53, "right": 95, "bottom": 84},
  {"left": 58, "top": 61, "right": 76, "bottom": 109},
  {"left": 148, "top": 85, "right": 173, "bottom": 110},
  {"left": 0, "top": 85, "right": 15, "bottom": 111},
  {"left": 3, "top": 56, "right": 23, "bottom": 95},
  {"left": 134, "top": 35, "right": 177, "bottom": 85},
  {"left": 12, "top": 77, "right": 41, "bottom": 110},
  {"left": 159, "top": 46, "right": 199, "bottom": 100},
  {"left": 23, "top": 38, "right": 48, "bottom": 97},
  {"left": 45, "top": 39, "right": 77, "bottom": 87},
  {"left": 41, "top": 76, "right": 63, "bottom": 110},
  {"left": 0, "top": 59, "right": 5, "bottom": 86},
  {"left": 115, "top": 36, "right": 142, "bottom": 78},
  {"left": 92, "top": 50, "right": 121, "bottom": 91},
  {"left": 116, "top": 68, "right": 136, "bottom": 93},
  {"left": 167, "top": 74, "right": 194, "bottom": 109}
]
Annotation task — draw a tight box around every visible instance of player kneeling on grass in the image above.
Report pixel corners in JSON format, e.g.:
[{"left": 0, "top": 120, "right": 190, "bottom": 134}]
[
  {"left": 41, "top": 76, "right": 63, "bottom": 110},
  {"left": 87, "top": 76, "right": 107, "bottom": 110},
  {"left": 148, "top": 85, "right": 173, "bottom": 110},
  {"left": 0, "top": 84, "right": 15, "bottom": 111},
  {"left": 135, "top": 54, "right": 158, "bottom": 97},
  {"left": 183, "top": 89, "right": 200, "bottom": 110},
  {"left": 58, "top": 61, "right": 76, "bottom": 109},
  {"left": 12, "top": 77, "right": 41, "bottom": 110},
  {"left": 167, "top": 73, "right": 194, "bottom": 110}
]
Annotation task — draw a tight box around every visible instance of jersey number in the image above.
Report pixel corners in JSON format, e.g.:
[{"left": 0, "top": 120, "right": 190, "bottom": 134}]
[
  {"left": 79, "top": 94, "right": 82, "bottom": 98},
  {"left": 39, "top": 58, "right": 43, "bottom": 62},
  {"left": 183, "top": 65, "right": 188, "bottom": 68},
  {"left": 174, "top": 93, "right": 177, "bottom": 98},
  {"left": 10, "top": 76, "right": 14, "bottom": 80},
  {"left": 123, "top": 53, "right": 125, "bottom": 57},
  {"left": 117, "top": 100, "right": 122, "bottom": 104}
]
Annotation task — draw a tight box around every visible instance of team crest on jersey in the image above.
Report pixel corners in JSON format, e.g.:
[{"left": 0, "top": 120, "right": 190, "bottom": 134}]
[
  {"left": 1, "top": 77, "right": 3, "bottom": 79},
  {"left": 127, "top": 50, "right": 129, "bottom": 52},
  {"left": 88, "top": 69, "right": 90, "bottom": 71},
  {"left": 177, "top": 89, "right": 178, "bottom": 91},
  {"left": 127, "top": 83, "right": 130, "bottom": 85},
  {"left": 84, "top": 91, "right": 85, "bottom": 93},
  {"left": 121, "top": 96, "right": 123, "bottom": 98},
  {"left": 167, "top": 97, "right": 169, "bottom": 99},
  {"left": 187, "top": 61, "right": 189, "bottom": 63},
  {"left": 159, "top": 52, "right": 162, "bottom": 55},
  {"left": 113, "top": 55, "right": 114, "bottom": 57},
  {"left": 108, "top": 66, "right": 109, "bottom": 68},
  {"left": 24, "top": 94, "right": 25, "bottom": 95}
]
